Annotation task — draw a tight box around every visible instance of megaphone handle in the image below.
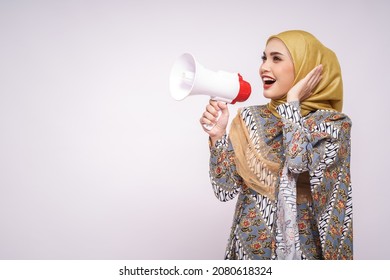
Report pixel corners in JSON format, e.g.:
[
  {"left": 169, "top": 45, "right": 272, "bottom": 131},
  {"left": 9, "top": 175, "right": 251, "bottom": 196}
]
[{"left": 203, "top": 110, "right": 222, "bottom": 131}]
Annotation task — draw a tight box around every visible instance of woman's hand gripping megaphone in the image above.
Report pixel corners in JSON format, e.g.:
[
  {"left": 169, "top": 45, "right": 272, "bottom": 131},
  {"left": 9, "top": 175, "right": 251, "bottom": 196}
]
[
  {"left": 200, "top": 100, "right": 229, "bottom": 143},
  {"left": 169, "top": 53, "right": 250, "bottom": 139}
]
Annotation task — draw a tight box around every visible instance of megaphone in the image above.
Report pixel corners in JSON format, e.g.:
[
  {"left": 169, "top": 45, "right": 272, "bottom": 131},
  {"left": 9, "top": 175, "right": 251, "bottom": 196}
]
[
  {"left": 169, "top": 53, "right": 252, "bottom": 129},
  {"left": 169, "top": 53, "right": 251, "bottom": 103}
]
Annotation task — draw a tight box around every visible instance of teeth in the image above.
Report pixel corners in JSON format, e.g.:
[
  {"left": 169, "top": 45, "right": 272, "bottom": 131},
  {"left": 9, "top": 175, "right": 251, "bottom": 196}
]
[{"left": 263, "top": 77, "right": 275, "bottom": 84}]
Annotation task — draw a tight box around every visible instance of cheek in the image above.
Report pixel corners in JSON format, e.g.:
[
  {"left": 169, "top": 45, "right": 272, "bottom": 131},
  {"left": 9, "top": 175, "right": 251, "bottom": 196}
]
[
  {"left": 287, "top": 66, "right": 295, "bottom": 85},
  {"left": 279, "top": 65, "right": 295, "bottom": 88}
]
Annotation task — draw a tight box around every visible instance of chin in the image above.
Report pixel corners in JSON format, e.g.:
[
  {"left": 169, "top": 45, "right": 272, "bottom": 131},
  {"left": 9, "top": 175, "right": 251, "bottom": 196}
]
[
  {"left": 263, "top": 90, "right": 285, "bottom": 100},
  {"left": 263, "top": 91, "right": 277, "bottom": 99}
]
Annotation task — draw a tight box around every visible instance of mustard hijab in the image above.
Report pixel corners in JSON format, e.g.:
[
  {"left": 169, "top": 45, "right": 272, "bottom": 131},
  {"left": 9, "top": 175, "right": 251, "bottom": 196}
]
[{"left": 267, "top": 30, "right": 343, "bottom": 117}]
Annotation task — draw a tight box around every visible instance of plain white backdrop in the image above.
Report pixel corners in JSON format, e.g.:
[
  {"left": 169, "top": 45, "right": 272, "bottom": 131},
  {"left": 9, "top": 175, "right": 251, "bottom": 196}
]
[{"left": 0, "top": 0, "right": 389, "bottom": 259}]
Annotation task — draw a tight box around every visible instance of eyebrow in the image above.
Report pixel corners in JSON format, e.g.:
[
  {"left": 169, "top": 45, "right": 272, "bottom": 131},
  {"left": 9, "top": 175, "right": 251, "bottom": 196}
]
[{"left": 263, "top": 51, "right": 285, "bottom": 56}]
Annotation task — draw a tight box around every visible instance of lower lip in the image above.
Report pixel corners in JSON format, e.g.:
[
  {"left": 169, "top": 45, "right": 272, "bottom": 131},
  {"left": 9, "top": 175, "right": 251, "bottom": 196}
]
[{"left": 263, "top": 83, "right": 273, "bottom": 89}]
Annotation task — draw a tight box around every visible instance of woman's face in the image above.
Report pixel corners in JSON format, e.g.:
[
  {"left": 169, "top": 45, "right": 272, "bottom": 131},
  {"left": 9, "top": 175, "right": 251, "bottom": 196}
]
[{"left": 259, "top": 38, "right": 295, "bottom": 100}]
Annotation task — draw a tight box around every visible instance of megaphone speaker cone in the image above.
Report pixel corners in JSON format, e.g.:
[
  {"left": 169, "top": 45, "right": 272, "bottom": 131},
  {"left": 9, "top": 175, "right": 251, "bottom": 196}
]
[
  {"left": 169, "top": 53, "right": 252, "bottom": 104},
  {"left": 169, "top": 53, "right": 196, "bottom": 101},
  {"left": 231, "top": 74, "right": 252, "bottom": 104}
]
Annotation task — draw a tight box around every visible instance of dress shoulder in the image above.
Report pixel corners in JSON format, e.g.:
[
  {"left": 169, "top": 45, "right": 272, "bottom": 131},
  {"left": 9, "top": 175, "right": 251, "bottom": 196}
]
[
  {"left": 304, "top": 110, "right": 352, "bottom": 141},
  {"left": 309, "top": 110, "right": 352, "bottom": 126}
]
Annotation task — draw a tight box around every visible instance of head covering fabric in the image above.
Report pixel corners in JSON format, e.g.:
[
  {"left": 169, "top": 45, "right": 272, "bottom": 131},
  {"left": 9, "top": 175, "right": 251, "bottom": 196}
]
[{"left": 267, "top": 30, "right": 343, "bottom": 117}]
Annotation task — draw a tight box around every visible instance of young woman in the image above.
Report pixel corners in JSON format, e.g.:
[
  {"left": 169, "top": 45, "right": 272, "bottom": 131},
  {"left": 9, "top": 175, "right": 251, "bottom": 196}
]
[{"left": 200, "top": 30, "right": 353, "bottom": 260}]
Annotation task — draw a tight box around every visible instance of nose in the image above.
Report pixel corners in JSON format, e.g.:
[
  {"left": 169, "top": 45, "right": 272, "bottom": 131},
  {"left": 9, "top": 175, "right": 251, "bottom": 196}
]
[{"left": 259, "top": 60, "right": 270, "bottom": 75}]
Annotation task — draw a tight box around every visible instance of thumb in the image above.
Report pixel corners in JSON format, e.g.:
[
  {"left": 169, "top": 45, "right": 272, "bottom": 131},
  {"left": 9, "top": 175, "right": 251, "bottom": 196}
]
[
  {"left": 216, "top": 102, "right": 229, "bottom": 125},
  {"left": 217, "top": 102, "right": 228, "bottom": 113}
]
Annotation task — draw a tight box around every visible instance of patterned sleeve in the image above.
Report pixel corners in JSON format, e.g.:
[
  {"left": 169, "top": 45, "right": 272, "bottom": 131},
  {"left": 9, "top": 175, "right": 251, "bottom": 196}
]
[
  {"left": 209, "top": 134, "right": 244, "bottom": 202},
  {"left": 276, "top": 102, "right": 341, "bottom": 174}
]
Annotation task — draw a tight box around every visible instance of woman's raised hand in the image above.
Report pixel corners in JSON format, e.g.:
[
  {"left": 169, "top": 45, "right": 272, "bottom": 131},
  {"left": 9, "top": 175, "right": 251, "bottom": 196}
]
[
  {"left": 287, "top": 64, "right": 323, "bottom": 102},
  {"left": 200, "top": 100, "right": 229, "bottom": 143}
]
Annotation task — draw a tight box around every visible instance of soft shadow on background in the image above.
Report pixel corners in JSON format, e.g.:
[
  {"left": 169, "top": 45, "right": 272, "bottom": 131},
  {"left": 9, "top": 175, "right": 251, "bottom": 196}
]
[{"left": 0, "top": 0, "right": 389, "bottom": 259}]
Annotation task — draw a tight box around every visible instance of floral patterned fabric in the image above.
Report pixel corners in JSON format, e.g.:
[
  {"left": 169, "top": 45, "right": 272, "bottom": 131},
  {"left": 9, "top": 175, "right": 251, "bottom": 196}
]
[{"left": 209, "top": 103, "right": 353, "bottom": 260}]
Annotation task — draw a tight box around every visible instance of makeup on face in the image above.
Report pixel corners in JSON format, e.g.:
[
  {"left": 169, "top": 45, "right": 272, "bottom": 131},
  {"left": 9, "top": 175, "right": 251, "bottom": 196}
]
[{"left": 259, "top": 38, "right": 295, "bottom": 100}]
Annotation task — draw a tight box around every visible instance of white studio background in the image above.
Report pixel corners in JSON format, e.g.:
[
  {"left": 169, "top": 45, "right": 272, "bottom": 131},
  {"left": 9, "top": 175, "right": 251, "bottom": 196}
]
[{"left": 0, "top": 0, "right": 388, "bottom": 260}]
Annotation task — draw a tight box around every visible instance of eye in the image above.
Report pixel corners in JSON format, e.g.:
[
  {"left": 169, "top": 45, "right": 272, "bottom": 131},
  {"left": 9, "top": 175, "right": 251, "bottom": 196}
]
[
  {"left": 261, "top": 55, "right": 267, "bottom": 62},
  {"left": 273, "top": 56, "right": 282, "bottom": 62}
]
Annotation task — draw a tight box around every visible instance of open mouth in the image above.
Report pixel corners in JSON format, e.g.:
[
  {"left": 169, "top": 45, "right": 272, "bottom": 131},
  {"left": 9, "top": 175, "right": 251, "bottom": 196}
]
[{"left": 263, "top": 77, "right": 276, "bottom": 85}]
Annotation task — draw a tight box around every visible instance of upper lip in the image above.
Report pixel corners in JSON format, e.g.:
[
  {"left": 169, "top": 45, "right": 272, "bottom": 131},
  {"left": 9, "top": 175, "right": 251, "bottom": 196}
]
[
  {"left": 261, "top": 75, "right": 276, "bottom": 84},
  {"left": 261, "top": 75, "right": 275, "bottom": 81}
]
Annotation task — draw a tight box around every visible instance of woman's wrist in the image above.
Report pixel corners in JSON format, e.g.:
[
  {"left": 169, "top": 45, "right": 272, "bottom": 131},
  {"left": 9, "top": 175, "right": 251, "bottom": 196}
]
[
  {"left": 210, "top": 134, "right": 225, "bottom": 147},
  {"left": 286, "top": 93, "right": 299, "bottom": 103}
]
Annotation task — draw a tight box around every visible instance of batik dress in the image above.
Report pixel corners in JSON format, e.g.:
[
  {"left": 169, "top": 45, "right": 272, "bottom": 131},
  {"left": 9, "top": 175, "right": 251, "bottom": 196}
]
[{"left": 209, "top": 102, "right": 353, "bottom": 260}]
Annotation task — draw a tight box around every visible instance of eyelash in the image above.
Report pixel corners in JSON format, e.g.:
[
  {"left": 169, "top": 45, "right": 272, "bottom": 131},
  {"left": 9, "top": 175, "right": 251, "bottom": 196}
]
[
  {"left": 261, "top": 55, "right": 282, "bottom": 62},
  {"left": 273, "top": 56, "right": 281, "bottom": 62}
]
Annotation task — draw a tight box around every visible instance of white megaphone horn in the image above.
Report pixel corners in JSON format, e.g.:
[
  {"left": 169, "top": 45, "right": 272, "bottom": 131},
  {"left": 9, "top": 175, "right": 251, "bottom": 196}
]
[{"left": 169, "top": 53, "right": 251, "bottom": 129}]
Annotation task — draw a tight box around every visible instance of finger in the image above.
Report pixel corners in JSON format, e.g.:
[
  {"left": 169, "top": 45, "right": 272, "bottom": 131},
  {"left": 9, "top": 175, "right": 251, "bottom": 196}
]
[
  {"left": 301, "top": 92, "right": 313, "bottom": 101},
  {"left": 206, "top": 104, "right": 220, "bottom": 118},
  {"left": 307, "top": 66, "right": 323, "bottom": 89},
  {"left": 313, "top": 65, "right": 323, "bottom": 79},
  {"left": 309, "top": 71, "right": 322, "bottom": 88},
  {"left": 304, "top": 76, "right": 322, "bottom": 100},
  {"left": 203, "top": 110, "right": 218, "bottom": 122},
  {"left": 217, "top": 101, "right": 228, "bottom": 112},
  {"left": 314, "top": 64, "right": 323, "bottom": 74},
  {"left": 200, "top": 116, "right": 214, "bottom": 126},
  {"left": 307, "top": 65, "right": 321, "bottom": 82},
  {"left": 312, "top": 65, "right": 323, "bottom": 81},
  {"left": 209, "top": 99, "right": 220, "bottom": 111},
  {"left": 307, "top": 74, "right": 320, "bottom": 89},
  {"left": 307, "top": 64, "right": 322, "bottom": 80}
]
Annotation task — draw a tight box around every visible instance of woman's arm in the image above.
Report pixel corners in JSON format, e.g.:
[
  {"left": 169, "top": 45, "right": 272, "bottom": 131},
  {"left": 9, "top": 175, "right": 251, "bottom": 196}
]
[
  {"left": 278, "top": 64, "right": 341, "bottom": 173},
  {"left": 200, "top": 100, "right": 243, "bottom": 201},
  {"left": 276, "top": 102, "right": 347, "bottom": 174},
  {"left": 209, "top": 135, "right": 244, "bottom": 202}
]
